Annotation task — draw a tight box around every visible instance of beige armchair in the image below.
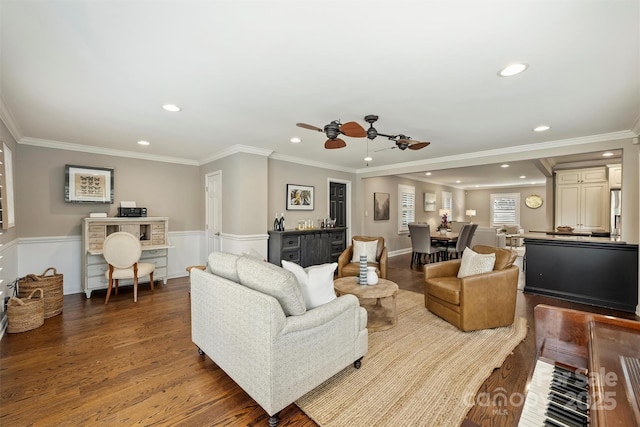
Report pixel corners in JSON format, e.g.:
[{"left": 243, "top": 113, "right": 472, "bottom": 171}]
[
  {"left": 424, "top": 245, "right": 519, "bottom": 331},
  {"left": 338, "top": 236, "right": 388, "bottom": 279}
]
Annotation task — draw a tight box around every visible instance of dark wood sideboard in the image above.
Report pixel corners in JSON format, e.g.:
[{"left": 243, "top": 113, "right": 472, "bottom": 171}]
[
  {"left": 268, "top": 227, "right": 347, "bottom": 268},
  {"left": 524, "top": 237, "right": 639, "bottom": 312}
]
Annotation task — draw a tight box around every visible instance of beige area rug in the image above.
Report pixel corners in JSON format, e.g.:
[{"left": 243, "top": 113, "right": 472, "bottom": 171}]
[{"left": 296, "top": 290, "right": 527, "bottom": 427}]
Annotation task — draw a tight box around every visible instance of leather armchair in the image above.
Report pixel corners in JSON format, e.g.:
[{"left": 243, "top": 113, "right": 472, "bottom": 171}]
[
  {"left": 338, "top": 236, "right": 388, "bottom": 279},
  {"left": 423, "top": 245, "right": 519, "bottom": 332}
]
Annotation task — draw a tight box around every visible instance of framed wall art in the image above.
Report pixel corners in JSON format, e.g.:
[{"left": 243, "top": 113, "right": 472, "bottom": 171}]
[
  {"left": 286, "top": 184, "right": 314, "bottom": 210},
  {"left": 423, "top": 192, "right": 436, "bottom": 212},
  {"left": 65, "top": 165, "right": 114, "bottom": 203},
  {"left": 374, "top": 192, "right": 390, "bottom": 220}
]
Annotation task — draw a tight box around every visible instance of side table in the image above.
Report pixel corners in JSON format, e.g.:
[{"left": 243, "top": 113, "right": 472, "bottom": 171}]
[{"left": 333, "top": 276, "right": 399, "bottom": 332}]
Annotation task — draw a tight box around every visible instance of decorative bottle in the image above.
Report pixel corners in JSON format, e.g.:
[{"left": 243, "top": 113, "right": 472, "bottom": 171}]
[
  {"left": 278, "top": 213, "right": 285, "bottom": 231},
  {"left": 273, "top": 213, "right": 280, "bottom": 231}
]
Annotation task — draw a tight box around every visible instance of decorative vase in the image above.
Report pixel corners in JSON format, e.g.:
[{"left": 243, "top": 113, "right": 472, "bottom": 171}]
[
  {"left": 366, "top": 266, "right": 379, "bottom": 285},
  {"left": 359, "top": 255, "right": 368, "bottom": 285}
]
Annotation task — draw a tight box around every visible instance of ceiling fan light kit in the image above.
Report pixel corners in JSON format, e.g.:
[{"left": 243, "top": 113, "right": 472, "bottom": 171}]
[{"left": 297, "top": 114, "right": 431, "bottom": 157}]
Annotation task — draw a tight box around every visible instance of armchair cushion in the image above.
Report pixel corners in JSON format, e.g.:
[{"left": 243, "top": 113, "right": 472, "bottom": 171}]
[
  {"left": 237, "top": 256, "right": 306, "bottom": 316},
  {"left": 351, "top": 240, "right": 378, "bottom": 263},
  {"left": 282, "top": 261, "right": 338, "bottom": 309},
  {"left": 457, "top": 247, "right": 496, "bottom": 278}
]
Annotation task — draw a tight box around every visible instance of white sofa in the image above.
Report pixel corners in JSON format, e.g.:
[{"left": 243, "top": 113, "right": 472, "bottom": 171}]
[
  {"left": 470, "top": 227, "right": 507, "bottom": 248},
  {"left": 190, "top": 252, "right": 368, "bottom": 426}
]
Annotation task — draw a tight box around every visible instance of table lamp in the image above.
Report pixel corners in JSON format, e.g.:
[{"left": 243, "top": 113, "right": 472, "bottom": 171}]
[{"left": 465, "top": 209, "right": 476, "bottom": 223}]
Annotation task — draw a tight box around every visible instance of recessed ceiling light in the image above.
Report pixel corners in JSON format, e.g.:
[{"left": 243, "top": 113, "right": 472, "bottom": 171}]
[
  {"left": 498, "top": 63, "right": 528, "bottom": 77},
  {"left": 137, "top": 140, "right": 150, "bottom": 146},
  {"left": 602, "top": 152, "right": 614, "bottom": 157},
  {"left": 364, "top": 156, "right": 373, "bottom": 162},
  {"left": 520, "top": 175, "right": 526, "bottom": 179},
  {"left": 533, "top": 125, "right": 551, "bottom": 132},
  {"left": 425, "top": 172, "right": 432, "bottom": 176},
  {"left": 501, "top": 164, "right": 510, "bottom": 168},
  {"left": 290, "top": 137, "right": 301, "bottom": 143},
  {"left": 455, "top": 180, "right": 461, "bottom": 183},
  {"left": 162, "top": 104, "right": 181, "bottom": 112}
]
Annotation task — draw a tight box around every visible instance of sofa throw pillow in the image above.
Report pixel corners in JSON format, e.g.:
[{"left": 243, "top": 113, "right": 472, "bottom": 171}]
[
  {"left": 208, "top": 251, "right": 241, "bottom": 282},
  {"left": 236, "top": 256, "right": 306, "bottom": 316},
  {"left": 282, "top": 261, "right": 337, "bottom": 309},
  {"left": 457, "top": 247, "right": 496, "bottom": 278},
  {"left": 351, "top": 240, "right": 378, "bottom": 263}
]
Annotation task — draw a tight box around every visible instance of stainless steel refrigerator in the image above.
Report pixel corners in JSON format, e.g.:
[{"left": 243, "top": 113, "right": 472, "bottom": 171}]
[{"left": 610, "top": 189, "right": 621, "bottom": 237}]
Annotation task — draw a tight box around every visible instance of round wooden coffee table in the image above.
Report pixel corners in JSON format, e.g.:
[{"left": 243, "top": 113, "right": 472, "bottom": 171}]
[{"left": 333, "top": 276, "right": 399, "bottom": 332}]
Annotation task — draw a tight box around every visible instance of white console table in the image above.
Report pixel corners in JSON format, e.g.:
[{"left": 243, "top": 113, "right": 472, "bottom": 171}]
[{"left": 81, "top": 217, "right": 170, "bottom": 298}]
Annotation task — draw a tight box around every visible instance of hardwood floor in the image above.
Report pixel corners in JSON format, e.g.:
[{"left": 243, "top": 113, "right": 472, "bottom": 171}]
[{"left": 1, "top": 254, "right": 637, "bottom": 426}]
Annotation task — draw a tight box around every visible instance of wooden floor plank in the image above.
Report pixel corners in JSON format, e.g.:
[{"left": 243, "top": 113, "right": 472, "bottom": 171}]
[{"left": 1, "top": 253, "right": 637, "bottom": 426}]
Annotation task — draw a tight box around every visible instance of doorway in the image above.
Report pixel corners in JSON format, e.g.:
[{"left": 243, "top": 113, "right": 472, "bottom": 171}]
[
  {"left": 329, "top": 180, "right": 348, "bottom": 229},
  {"left": 205, "top": 171, "right": 222, "bottom": 255}
]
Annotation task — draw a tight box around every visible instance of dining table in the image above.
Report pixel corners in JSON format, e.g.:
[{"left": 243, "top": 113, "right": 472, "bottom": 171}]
[{"left": 430, "top": 231, "right": 459, "bottom": 260}]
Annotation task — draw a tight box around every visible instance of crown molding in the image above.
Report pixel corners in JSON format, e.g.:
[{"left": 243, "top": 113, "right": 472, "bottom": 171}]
[
  {"left": 18, "top": 137, "right": 200, "bottom": 165},
  {"left": 356, "top": 130, "right": 636, "bottom": 176},
  {"left": 198, "top": 144, "right": 273, "bottom": 166},
  {"left": 0, "top": 94, "right": 24, "bottom": 142},
  {"left": 268, "top": 152, "right": 356, "bottom": 174}
]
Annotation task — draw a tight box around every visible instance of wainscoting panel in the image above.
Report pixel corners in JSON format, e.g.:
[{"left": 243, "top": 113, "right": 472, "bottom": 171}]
[
  {"left": 220, "top": 233, "right": 269, "bottom": 260},
  {"left": 16, "top": 232, "right": 206, "bottom": 296},
  {"left": 10, "top": 232, "right": 272, "bottom": 296}
]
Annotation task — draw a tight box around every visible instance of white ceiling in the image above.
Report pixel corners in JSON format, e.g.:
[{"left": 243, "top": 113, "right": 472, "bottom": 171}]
[{"left": 1, "top": 1, "right": 638, "bottom": 187}]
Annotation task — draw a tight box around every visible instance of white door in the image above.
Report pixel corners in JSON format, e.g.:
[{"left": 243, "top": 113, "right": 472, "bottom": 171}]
[{"left": 206, "top": 171, "right": 222, "bottom": 255}]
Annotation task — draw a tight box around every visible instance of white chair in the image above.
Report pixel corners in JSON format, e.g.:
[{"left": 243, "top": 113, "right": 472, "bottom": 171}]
[{"left": 103, "top": 232, "right": 155, "bottom": 304}]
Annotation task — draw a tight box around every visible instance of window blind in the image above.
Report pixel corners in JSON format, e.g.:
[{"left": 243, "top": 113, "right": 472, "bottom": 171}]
[{"left": 398, "top": 184, "right": 415, "bottom": 233}]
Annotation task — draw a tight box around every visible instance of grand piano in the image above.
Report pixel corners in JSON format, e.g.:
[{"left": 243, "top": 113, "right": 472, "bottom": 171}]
[{"left": 518, "top": 305, "right": 640, "bottom": 426}]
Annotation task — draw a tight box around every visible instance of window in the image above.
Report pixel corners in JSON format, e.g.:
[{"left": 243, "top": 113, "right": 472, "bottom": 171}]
[
  {"left": 398, "top": 184, "right": 415, "bottom": 233},
  {"left": 442, "top": 191, "right": 452, "bottom": 217},
  {"left": 490, "top": 193, "right": 520, "bottom": 227}
]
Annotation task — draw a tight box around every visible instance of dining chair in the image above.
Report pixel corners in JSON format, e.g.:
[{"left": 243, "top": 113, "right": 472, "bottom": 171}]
[
  {"left": 445, "top": 224, "right": 474, "bottom": 260},
  {"left": 408, "top": 223, "right": 440, "bottom": 267},
  {"left": 103, "top": 232, "right": 155, "bottom": 304}
]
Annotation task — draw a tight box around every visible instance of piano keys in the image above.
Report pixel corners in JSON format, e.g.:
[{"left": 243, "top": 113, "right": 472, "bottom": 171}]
[{"left": 518, "top": 305, "right": 640, "bottom": 426}]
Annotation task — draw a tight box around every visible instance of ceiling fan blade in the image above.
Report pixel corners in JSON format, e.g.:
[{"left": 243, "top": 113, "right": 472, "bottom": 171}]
[
  {"left": 296, "top": 122, "right": 323, "bottom": 132},
  {"left": 339, "top": 121, "right": 366, "bottom": 138},
  {"left": 408, "top": 142, "right": 431, "bottom": 150},
  {"left": 324, "top": 138, "right": 347, "bottom": 149}
]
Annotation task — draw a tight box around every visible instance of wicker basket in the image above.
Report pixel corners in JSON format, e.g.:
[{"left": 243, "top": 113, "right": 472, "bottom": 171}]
[
  {"left": 18, "top": 268, "right": 64, "bottom": 319},
  {"left": 7, "top": 288, "right": 45, "bottom": 333}
]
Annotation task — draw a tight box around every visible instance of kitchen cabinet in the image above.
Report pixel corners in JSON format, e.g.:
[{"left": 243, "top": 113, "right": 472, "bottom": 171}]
[
  {"left": 608, "top": 165, "right": 622, "bottom": 189},
  {"left": 82, "top": 217, "right": 170, "bottom": 298},
  {"left": 555, "top": 167, "right": 608, "bottom": 232},
  {"left": 268, "top": 227, "right": 346, "bottom": 267}
]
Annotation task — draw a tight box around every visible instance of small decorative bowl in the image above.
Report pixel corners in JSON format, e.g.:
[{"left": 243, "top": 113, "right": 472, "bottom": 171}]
[{"left": 556, "top": 226, "right": 574, "bottom": 233}]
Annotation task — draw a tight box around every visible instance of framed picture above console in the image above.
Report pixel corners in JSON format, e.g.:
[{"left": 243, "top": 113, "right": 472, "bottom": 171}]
[
  {"left": 65, "top": 165, "right": 114, "bottom": 203},
  {"left": 286, "top": 184, "right": 314, "bottom": 211}
]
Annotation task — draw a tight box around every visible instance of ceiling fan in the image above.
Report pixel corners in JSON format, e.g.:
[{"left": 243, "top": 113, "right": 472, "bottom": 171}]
[
  {"left": 364, "top": 114, "right": 431, "bottom": 151},
  {"left": 296, "top": 120, "right": 366, "bottom": 149}
]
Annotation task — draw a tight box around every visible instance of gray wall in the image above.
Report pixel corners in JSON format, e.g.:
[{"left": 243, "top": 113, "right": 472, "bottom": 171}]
[
  {"left": 362, "top": 176, "right": 464, "bottom": 253},
  {"left": 16, "top": 144, "right": 201, "bottom": 237},
  {"left": 267, "top": 158, "right": 356, "bottom": 232},
  {"left": 465, "top": 185, "right": 551, "bottom": 231},
  {"left": 201, "top": 152, "right": 269, "bottom": 235}
]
